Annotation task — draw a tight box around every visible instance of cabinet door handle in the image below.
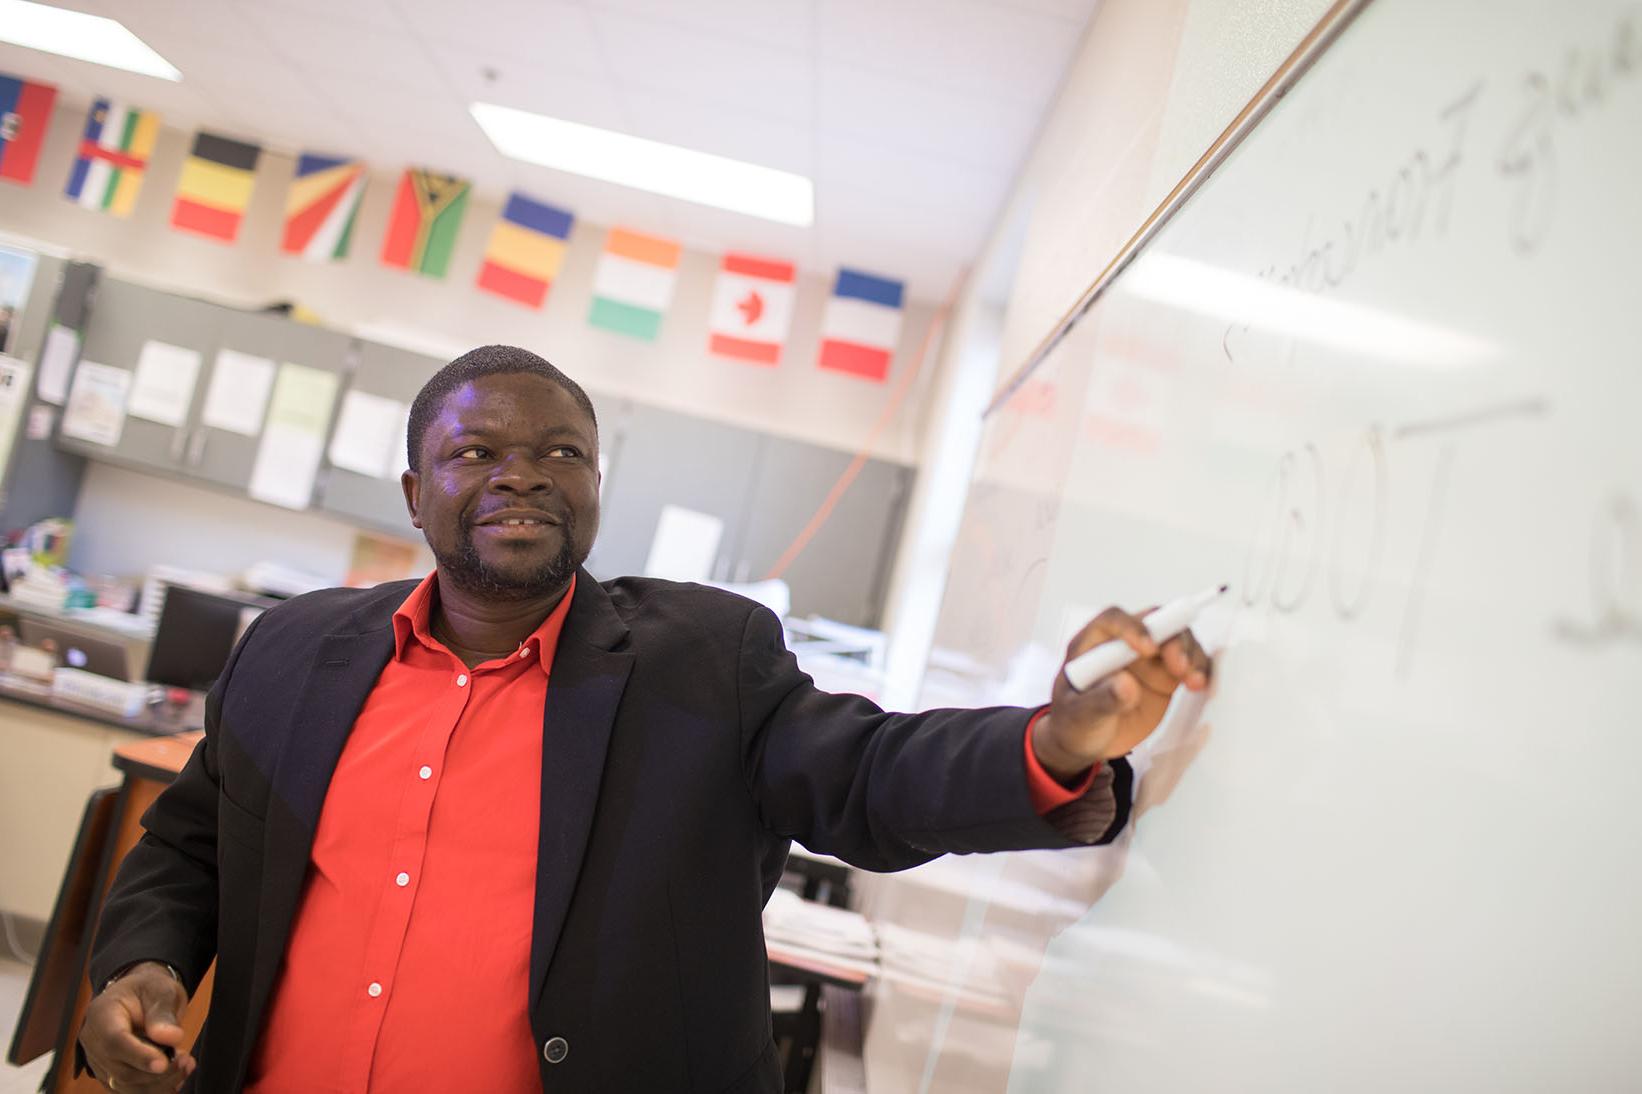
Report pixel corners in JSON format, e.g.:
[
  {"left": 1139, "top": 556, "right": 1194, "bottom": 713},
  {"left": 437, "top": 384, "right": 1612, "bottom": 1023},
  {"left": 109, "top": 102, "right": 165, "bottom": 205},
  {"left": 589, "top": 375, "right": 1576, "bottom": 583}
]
[{"left": 187, "top": 428, "right": 208, "bottom": 466}]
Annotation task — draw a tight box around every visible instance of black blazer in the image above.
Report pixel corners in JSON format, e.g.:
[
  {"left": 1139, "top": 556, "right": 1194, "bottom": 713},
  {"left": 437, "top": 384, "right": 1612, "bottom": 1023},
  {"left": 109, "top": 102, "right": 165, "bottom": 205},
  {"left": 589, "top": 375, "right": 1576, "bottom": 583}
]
[{"left": 88, "top": 572, "right": 1129, "bottom": 1092}]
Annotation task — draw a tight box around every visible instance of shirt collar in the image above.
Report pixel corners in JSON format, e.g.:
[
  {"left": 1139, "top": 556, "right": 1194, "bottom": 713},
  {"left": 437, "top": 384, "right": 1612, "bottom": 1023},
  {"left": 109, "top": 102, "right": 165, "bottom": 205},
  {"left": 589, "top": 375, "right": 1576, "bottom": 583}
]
[{"left": 391, "top": 571, "right": 576, "bottom": 677}]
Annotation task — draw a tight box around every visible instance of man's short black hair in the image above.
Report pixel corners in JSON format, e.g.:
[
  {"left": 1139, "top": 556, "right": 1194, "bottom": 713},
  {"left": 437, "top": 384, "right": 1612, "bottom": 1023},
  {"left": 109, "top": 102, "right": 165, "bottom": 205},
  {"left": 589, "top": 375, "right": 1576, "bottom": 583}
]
[{"left": 406, "top": 345, "right": 597, "bottom": 473}]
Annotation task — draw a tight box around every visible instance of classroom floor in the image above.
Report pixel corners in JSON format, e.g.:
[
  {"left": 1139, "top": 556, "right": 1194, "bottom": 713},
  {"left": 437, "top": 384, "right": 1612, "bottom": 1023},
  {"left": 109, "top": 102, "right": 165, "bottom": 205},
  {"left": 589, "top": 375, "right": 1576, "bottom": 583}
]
[{"left": 1, "top": 956, "right": 53, "bottom": 1092}]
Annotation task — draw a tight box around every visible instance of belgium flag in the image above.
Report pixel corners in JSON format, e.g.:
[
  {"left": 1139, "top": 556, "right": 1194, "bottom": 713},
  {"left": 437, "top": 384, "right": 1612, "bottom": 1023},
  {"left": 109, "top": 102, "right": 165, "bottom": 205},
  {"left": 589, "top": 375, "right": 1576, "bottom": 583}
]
[{"left": 171, "top": 131, "right": 261, "bottom": 242}]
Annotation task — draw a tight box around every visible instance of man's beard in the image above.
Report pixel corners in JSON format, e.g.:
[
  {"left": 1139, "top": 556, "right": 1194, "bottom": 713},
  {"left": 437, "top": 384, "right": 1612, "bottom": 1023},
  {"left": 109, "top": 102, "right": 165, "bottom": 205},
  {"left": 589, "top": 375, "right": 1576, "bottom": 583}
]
[{"left": 434, "top": 510, "right": 584, "bottom": 599}]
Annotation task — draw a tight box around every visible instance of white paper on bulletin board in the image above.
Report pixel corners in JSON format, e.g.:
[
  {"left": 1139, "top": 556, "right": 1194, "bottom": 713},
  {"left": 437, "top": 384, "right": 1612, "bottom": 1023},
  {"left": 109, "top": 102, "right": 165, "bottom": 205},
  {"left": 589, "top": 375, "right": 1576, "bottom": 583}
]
[
  {"left": 128, "top": 340, "right": 203, "bottom": 426},
  {"left": 60, "top": 362, "right": 131, "bottom": 447},
  {"left": 328, "top": 389, "right": 406, "bottom": 478},
  {"left": 0, "top": 356, "right": 34, "bottom": 489},
  {"left": 36, "top": 325, "right": 80, "bottom": 405},
  {"left": 247, "top": 362, "right": 339, "bottom": 510},
  {"left": 201, "top": 348, "right": 276, "bottom": 436}
]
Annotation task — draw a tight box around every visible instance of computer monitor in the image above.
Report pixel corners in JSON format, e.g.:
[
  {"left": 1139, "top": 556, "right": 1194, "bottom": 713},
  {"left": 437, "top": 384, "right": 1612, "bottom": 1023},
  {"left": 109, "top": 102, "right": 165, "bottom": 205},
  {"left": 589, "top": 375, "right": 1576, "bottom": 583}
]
[{"left": 144, "top": 584, "right": 268, "bottom": 691}]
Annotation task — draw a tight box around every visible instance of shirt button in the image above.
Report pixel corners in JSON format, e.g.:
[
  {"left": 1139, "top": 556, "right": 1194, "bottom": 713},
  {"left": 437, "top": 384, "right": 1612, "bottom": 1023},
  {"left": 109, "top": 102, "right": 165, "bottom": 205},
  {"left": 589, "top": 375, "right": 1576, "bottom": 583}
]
[
  {"left": 518, "top": 646, "right": 534, "bottom": 659},
  {"left": 418, "top": 765, "right": 433, "bottom": 780},
  {"left": 456, "top": 673, "right": 468, "bottom": 687},
  {"left": 543, "top": 1036, "right": 569, "bottom": 1064},
  {"left": 367, "top": 982, "right": 383, "bottom": 998},
  {"left": 395, "top": 872, "right": 410, "bottom": 887}
]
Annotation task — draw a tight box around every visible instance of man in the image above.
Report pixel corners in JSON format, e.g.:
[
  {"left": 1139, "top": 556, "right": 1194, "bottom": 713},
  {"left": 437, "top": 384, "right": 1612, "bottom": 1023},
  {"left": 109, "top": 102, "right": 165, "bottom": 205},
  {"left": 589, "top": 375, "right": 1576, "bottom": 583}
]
[{"left": 79, "top": 345, "right": 1210, "bottom": 1092}]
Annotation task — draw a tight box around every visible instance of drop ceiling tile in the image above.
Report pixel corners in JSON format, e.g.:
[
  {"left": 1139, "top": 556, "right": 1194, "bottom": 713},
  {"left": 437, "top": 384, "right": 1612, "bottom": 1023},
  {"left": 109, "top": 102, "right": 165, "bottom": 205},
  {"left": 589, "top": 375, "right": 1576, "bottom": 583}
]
[
  {"left": 589, "top": 8, "right": 812, "bottom": 127},
  {"left": 236, "top": 6, "right": 438, "bottom": 86},
  {"left": 233, "top": 0, "right": 407, "bottom": 28},
  {"left": 394, "top": 0, "right": 606, "bottom": 74},
  {"left": 817, "top": 63, "right": 1039, "bottom": 171},
  {"left": 431, "top": 45, "right": 629, "bottom": 132},
  {"left": 579, "top": 0, "right": 814, "bottom": 53},
  {"left": 972, "top": 0, "right": 1100, "bottom": 23},
  {"left": 819, "top": 0, "right": 1079, "bottom": 109},
  {"left": 621, "top": 90, "right": 812, "bottom": 175}
]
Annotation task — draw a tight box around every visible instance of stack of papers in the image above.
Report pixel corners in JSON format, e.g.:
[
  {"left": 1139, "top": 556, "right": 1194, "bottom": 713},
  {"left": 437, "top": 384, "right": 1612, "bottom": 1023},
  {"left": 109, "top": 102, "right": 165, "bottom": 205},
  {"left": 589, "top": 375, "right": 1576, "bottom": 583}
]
[{"left": 762, "top": 888, "right": 878, "bottom": 961}]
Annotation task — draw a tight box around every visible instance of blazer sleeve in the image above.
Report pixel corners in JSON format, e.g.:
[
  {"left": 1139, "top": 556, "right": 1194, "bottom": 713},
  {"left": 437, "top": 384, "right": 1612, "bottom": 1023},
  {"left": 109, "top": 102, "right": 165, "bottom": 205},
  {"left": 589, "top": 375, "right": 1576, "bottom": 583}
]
[
  {"left": 736, "top": 603, "right": 1130, "bottom": 872},
  {"left": 86, "top": 610, "right": 268, "bottom": 996}
]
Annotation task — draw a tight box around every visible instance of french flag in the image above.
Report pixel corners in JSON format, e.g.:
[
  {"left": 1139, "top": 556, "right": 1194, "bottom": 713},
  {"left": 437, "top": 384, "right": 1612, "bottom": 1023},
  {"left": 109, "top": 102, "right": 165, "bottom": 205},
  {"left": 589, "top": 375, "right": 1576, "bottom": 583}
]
[{"left": 818, "top": 268, "right": 904, "bottom": 383}]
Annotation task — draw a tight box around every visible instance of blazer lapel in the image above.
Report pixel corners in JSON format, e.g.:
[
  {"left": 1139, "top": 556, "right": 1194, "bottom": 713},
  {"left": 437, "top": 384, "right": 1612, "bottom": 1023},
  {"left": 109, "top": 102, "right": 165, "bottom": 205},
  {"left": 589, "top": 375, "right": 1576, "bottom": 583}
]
[
  {"left": 529, "top": 571, "right": 633, "bottom": 1012},
  {"left": 247, "top": 619, "right": 396, "bottom": 1036}
]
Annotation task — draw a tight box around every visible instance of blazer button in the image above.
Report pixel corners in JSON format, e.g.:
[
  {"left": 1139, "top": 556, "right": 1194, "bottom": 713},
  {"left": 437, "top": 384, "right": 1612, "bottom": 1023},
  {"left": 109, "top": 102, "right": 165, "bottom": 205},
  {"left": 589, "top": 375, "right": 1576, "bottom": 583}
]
[{"left": 543, "top": 1037, "right": 569, "bottom": 1064}]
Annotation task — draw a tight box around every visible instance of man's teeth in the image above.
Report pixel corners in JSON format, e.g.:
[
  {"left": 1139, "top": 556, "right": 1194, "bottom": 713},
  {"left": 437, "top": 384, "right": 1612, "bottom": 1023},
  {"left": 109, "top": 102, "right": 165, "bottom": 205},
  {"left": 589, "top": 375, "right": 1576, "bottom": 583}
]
[{"left": 501, "top": 518, "right": 543, "bottom": 525}]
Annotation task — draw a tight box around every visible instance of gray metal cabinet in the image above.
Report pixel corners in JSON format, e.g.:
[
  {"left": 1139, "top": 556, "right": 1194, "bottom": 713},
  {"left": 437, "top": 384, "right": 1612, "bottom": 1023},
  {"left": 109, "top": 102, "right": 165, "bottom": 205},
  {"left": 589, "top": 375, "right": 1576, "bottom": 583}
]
[
  {"left": 187, "top": 311, "right": 353, "bottom": 492},
  {"left": 316, "top": 340, "right": 444, "bottom": 535},
  {"left": 58, "top": 278, "right": 227, "bottom": 474},
  {"left": 733, "top": 441, "right": 911, "bottom": 628},
  {"left": 588, "top": 401, "right": 762, "bottom": 582}
]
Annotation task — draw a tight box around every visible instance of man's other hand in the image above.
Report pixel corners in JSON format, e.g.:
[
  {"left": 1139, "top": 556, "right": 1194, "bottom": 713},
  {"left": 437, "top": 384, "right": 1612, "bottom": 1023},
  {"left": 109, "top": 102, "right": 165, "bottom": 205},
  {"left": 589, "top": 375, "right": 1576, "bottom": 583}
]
[
  {"left": 79, "top": 961, "right": 196, "bottom": 1092},
  {"left": 1033, "top": 606, "right": 1213, "bottom": 782}
]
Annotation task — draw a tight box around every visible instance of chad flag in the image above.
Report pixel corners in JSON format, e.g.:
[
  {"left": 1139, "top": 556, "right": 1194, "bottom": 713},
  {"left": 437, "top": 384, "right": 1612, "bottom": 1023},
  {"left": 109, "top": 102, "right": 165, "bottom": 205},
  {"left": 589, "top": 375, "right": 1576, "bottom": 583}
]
[
  {"left": 0, "top": 73, "right": 57, "bottom": 185},
  {"left": 476, "top": 192, "right": 573, "bottom": 308},
  {"left": 380, "top": 168, "right": 470, "bottom": 279},
  {"left": 171, "top": 132, "right": 261, "bottom": 242}
]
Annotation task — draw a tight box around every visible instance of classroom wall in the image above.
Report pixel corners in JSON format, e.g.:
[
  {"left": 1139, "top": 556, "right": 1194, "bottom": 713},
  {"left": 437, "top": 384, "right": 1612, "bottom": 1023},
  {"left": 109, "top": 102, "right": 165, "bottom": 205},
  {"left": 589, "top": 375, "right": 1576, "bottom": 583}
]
[
  {"left": 0, "top": 100, "right": 941, "bottom": 466},
  {"left": 858, "top": 0, "right": 1336, "bottom": 1089}
]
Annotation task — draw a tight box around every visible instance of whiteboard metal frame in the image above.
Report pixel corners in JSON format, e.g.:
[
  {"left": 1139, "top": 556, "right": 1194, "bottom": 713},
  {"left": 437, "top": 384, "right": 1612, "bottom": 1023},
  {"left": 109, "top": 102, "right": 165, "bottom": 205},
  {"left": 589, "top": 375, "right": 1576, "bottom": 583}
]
[{"left": 983, "top": 0, "right": 1373, "bottom": 416}]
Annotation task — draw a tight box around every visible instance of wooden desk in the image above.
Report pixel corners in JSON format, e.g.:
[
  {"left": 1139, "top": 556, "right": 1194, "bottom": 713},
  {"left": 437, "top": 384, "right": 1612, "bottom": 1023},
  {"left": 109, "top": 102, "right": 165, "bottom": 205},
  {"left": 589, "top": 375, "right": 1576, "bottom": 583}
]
[
  {"left": 11, "top": 733, "right": 875, "bottom": 1094},
  {"left": 8, "top": 733, "right": 213, "bottom": 1093}
]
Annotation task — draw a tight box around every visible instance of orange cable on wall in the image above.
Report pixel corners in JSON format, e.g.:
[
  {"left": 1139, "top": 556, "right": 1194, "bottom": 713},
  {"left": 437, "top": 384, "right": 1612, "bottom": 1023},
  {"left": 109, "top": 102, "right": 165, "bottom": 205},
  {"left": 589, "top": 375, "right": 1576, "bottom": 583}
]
[{"left": 761, "top": 286, "right": 959, "bottom": 582}]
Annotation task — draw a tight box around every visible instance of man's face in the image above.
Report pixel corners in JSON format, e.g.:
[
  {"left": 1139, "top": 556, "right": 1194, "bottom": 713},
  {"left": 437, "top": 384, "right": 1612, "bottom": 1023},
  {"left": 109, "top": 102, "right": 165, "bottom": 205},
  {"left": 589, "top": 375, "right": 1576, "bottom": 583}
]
[{"left": 402, "top": 373, "right": 600, "bottom": 600}]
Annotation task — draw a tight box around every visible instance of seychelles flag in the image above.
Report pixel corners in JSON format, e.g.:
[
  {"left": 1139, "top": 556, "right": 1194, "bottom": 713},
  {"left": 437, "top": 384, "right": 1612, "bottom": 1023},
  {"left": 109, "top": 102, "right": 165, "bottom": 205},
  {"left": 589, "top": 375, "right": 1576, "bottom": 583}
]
[
  {"left": 0, "top": 73, "right": 57, "bottom": 185},
  {"left": 818, "top": 268, "right": 903, "bottom": 382},
  {"left": 282, "top": 154, "right": 366, "bottom": 262},
  {"left": 707, "top": 253, "right": 795, "bottom": 365},
  {"left": 65, "top": 99, "right": 160, "bottom": 216},
  {"left": 380, "top": 168, "right": 470, "bottom": 279},
  {"left": 476, "top": 192, "right": 573, "bottom": 308}
]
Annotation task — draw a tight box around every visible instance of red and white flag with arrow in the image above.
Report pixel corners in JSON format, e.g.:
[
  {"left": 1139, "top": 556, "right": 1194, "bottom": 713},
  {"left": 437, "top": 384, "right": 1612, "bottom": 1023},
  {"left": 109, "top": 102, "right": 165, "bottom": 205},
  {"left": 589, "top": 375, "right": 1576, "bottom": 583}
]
[{"left": 707, "top": 253, "right": 796, "bottom": 365}]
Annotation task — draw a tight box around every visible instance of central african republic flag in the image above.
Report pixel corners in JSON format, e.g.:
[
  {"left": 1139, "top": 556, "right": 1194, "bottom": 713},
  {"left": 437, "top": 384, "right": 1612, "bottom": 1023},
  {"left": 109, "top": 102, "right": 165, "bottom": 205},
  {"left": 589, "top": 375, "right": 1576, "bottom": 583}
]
[{"left": 65, "top": 99, "right": 160, "bottom": 216}]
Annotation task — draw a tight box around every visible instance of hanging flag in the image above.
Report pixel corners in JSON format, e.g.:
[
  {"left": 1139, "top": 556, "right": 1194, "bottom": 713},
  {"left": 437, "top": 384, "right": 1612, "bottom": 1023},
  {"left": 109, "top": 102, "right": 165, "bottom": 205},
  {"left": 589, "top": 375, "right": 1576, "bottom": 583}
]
[
  {"left": 281, "top": 153, "right": 366, "bottom": 262},
  {"left": 171, "top": 131, "right": 261, "bottom": 242},
  {"left": 589, "top": 227, "right": 680, "bottom": 341},
  {"left": 0, "top": 74, "right": 57, "bottom": 185},
  {"left": 64, "top": 98, "right": 161, "bottom": 216},
  {"left": 476, "top": 192, "right": 573, "bottom": 308},
  {"left": 706, "top": 253, "right": 796, "bottom": 366},
  {"left": 380, "top": 168, "right": 470, "bottom": 278},
  {"left": 818, "top": 268, "right": 904, "bottom": 382}
]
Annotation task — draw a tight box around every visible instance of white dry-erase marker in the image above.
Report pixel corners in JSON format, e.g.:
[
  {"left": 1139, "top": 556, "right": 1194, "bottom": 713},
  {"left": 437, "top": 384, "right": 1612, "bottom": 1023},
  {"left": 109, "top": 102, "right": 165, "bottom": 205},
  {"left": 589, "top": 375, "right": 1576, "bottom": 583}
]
[{"left": 1063, "top": 584, "right": 1229, "bottom": 692}]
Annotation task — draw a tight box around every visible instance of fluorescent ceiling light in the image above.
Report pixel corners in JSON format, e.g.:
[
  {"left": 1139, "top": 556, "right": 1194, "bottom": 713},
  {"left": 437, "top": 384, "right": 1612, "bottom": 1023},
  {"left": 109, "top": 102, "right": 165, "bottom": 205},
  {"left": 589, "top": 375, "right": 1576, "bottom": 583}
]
[
  {"left": 0, "top": 0, "right": 181, "bottom": 81},
  {"left": 471, "top": 101, "right": 813, "bottom": 227}
]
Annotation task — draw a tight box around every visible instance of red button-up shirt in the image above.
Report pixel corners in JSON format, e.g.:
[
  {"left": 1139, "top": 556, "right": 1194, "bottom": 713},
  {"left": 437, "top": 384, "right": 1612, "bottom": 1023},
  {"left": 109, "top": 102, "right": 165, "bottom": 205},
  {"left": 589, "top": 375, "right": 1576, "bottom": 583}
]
[
  {"left": 245, "top": 574, "right": 1088, "bottom": 1092},
  {"left": 246, "top": 573, "right": 573, "bottom": 1093}
]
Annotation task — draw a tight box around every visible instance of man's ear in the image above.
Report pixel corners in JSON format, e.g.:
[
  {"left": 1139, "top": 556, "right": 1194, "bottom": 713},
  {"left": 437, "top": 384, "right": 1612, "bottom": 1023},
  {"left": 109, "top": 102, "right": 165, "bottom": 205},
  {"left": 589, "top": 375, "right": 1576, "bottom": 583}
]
[{"left": 402, "top": 469, "right": 423, "bottom": 529}]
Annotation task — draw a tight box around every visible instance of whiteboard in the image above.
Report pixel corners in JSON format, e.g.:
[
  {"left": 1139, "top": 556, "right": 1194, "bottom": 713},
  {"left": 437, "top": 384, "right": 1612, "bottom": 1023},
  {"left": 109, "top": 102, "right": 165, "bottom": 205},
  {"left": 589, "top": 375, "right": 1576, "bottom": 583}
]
[{"left": 874, "top": 1, "right": 1642, "bottom": 1090}]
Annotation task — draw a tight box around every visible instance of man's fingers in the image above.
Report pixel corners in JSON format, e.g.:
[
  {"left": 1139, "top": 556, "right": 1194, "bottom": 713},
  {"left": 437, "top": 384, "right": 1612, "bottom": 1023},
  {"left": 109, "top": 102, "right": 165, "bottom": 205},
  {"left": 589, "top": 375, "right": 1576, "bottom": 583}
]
[
  {"left": 134, "top": 980, "right": 184, "bottom": 1045},
  {"left": 1160, "top": 628, "right": 1212, "bottom": 689},
  {"left": 1069, "top": 607, "right": 1156, "bottom": 660},
  {"left": 1068, "top": 670, "right": 1142, "bottom": 720}
]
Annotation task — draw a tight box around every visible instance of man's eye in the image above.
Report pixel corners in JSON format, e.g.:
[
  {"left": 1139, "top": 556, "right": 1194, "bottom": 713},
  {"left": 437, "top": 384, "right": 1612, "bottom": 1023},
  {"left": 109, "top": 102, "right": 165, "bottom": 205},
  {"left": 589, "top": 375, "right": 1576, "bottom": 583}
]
[
  {"left": 454, "top": 447, "right": 489, "bottom": 460},
  {"left": 546, "top": 446, "right": 581, "bottom": 458}
]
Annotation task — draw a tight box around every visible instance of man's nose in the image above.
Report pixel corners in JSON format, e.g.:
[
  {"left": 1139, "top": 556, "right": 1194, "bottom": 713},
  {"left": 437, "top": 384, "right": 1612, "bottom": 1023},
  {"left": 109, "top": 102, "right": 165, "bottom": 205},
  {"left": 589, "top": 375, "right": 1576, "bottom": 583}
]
[{"left": 490, "top": 452, "right": 550, "bottom": 492}]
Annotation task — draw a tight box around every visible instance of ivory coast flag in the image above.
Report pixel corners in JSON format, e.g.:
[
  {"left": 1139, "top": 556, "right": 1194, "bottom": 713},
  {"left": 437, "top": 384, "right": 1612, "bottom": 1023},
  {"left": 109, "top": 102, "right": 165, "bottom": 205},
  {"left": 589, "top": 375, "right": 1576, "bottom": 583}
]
[
  {"left": 589, "top": 228, "right": 680, "bottom": 341},
  {"left": 380, "top": 168, "right": 470, "bottom": 279},
  {"left": 171, "top": 131, "right": 261, "bottom": 242},
  {"left": 707, "top": 253, "right": 796, "bottom": 365},
  {"left": 281, "top": 154, "right": 366, "bottom": 262},
  {"left": 64, "top": 98, "right": 160, "bottom": 216}
]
